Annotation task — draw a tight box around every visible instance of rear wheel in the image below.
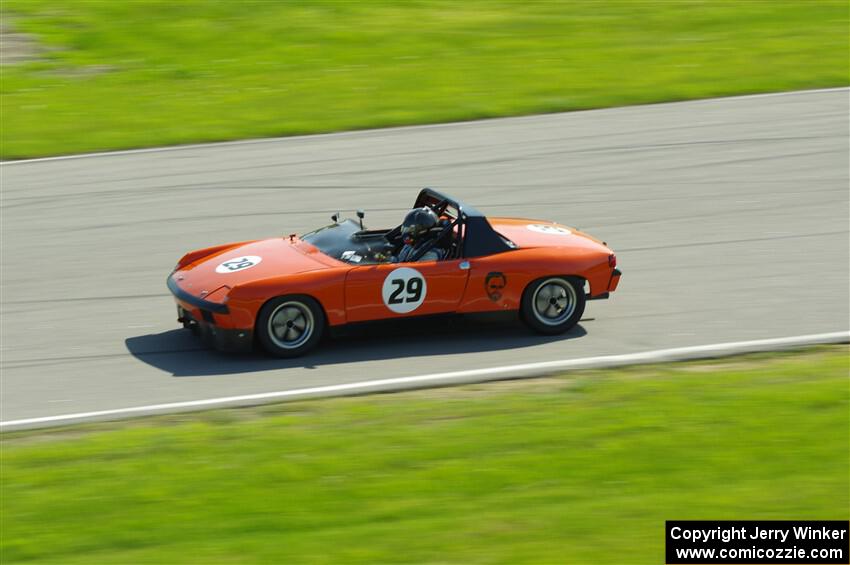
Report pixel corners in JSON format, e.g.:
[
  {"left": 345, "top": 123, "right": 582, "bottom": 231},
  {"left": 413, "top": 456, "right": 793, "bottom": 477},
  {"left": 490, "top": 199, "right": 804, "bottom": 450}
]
[
  {"left": 520, "top": 276, "right": 585, "bottom": 335},
  {"left": 256, "top": 296, "right": 325, "bottom": 357}
]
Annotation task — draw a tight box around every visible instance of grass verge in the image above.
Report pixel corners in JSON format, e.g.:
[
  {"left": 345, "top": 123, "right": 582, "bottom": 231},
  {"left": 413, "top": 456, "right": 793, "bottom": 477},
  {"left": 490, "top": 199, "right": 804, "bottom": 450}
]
[
  {"left": 1, "top": 0, "right": 848, "bottom": 158},
  {"left": 2, "top": 346, "right": 848, "bottom": 564}
]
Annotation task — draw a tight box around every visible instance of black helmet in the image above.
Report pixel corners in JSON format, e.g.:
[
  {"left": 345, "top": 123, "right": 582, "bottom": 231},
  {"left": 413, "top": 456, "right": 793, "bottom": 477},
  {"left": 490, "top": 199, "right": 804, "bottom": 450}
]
[{"left": 401, "top": 207, "right": 438, "bottom": 242}]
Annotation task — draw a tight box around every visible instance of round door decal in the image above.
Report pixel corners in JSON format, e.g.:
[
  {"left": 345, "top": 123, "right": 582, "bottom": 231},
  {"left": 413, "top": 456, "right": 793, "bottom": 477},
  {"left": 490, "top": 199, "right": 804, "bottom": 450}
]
[
  {"left": 382, "top": 267, "right": 427, "bottom": 314},
  {"left": 527, "top": 224, "right": 571, "bottom": 236},
  {"left": 215, "top": 255, "right": 262, "bottom": 273}
]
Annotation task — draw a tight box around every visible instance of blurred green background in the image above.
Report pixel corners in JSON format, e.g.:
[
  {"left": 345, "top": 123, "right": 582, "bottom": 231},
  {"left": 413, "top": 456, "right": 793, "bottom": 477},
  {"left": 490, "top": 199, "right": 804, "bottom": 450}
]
[
  {"left": 2, "top": 348, "right": 848, "bottom": 564},
  {"left": 1, "top": 0, "right": 848, "bottom": 158}
]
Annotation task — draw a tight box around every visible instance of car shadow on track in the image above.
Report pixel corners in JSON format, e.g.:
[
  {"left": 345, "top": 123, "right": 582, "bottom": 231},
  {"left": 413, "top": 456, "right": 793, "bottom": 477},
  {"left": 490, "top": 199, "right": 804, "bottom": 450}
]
[{"left": 124, "top": 314, "right": 588, "bottom": 377}]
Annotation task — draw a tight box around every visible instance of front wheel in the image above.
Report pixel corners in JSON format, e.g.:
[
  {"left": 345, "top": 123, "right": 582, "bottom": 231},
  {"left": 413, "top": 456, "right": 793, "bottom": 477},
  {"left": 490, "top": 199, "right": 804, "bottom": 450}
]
[
  {"left": 256, "top": 295, "right": 325, "bottom": 358},
  {"left": 520, "top": 277, "right": 585, "bottom": 335}
]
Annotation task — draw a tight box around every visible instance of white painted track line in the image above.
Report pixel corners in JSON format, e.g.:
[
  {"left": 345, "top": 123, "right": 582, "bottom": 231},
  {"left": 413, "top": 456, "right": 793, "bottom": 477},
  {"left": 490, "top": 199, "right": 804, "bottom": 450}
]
[{"left": 2, "top": 332, "right": 847, "bottom": 431}]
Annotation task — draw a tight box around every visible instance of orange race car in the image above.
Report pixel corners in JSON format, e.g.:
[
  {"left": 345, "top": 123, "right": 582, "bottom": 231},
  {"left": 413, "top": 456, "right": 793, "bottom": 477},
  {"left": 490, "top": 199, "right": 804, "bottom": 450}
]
[{"left": 167, "top": 188, "right": 621, "bottom": 357}]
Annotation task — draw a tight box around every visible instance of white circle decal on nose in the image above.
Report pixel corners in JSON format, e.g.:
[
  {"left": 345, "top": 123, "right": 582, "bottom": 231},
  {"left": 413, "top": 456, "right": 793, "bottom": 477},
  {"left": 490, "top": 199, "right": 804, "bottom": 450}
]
[
  {"left": 382, "top": 267, "right": 427, "bottom": 314},
  {"left": 215, "top": 256, "right": 262, "bottom": 273},
  {"left": 527, "top": 224, "right": 571, "bottom": 236}
]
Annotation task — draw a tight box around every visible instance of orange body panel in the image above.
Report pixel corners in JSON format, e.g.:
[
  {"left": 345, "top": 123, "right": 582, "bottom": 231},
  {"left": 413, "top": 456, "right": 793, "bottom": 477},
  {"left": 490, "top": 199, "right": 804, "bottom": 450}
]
[
  {"left": 345, "top": 259, "right": 470, "bottom": 322},
  {"left": 169, "top": 217, "right": 619, "bottom": 334}
]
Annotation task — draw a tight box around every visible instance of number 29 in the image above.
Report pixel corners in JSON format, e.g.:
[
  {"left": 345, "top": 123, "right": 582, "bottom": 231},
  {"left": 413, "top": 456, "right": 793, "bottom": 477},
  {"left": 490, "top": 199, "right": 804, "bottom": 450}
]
[{"left": 388, "top": 277, "right": 423, "bottom": 304}]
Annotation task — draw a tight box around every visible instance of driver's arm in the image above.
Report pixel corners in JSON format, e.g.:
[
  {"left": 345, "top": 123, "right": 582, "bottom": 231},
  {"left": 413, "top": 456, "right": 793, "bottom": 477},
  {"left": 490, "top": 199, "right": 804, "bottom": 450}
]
[{"left": 416, "top": 247, "right": 445, "bottom": 262}]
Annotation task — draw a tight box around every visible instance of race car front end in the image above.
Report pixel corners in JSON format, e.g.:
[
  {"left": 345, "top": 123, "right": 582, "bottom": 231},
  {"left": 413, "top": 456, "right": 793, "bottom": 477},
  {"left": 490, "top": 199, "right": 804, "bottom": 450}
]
[
  {"left": 167, "top": 273, "right": 254, "bottom": 352},
  {"left": 167, "top": 235, "right": 340, "bottom": 353}
]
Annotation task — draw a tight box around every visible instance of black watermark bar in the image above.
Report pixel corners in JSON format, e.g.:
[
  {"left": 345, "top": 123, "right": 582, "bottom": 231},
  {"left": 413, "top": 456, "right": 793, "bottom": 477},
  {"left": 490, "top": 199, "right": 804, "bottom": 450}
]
[{"left": 666, "top": 521, "right": 849, "bottom": 564}]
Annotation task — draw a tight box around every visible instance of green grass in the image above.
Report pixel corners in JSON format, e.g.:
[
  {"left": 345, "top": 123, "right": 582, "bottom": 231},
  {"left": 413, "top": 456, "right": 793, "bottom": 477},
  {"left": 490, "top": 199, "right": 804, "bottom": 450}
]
[
  {"left": 1, "top": 0, "right": 848, "bottom": 159},
  {"left": 1, "top": 347, "right": 848, "bottom": 564}
]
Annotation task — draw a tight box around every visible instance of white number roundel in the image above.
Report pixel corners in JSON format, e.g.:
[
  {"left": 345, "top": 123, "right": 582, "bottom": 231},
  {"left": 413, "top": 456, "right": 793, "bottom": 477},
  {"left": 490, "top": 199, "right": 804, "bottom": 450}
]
[
  {"left": 215, "top": 255, "right": 262, "bottom": 273},
  {"left": 382, "top": 267, "right": 427, "bottom": 314},
  {"left": 527, "top": 224, "right": 571, "bottom": 236}
]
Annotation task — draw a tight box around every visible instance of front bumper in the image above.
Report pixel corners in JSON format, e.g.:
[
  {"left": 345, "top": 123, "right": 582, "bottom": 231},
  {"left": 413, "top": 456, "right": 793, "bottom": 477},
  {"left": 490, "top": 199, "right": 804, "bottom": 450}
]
[
  {"left": 167, "top": 274, "right": 229, "bottom": 314},
  {"left": 177, "top": 306, "right": 254, "bottom": 353},
  {"left": 168, "top": 273, "right": 253, "bottom": 352}
]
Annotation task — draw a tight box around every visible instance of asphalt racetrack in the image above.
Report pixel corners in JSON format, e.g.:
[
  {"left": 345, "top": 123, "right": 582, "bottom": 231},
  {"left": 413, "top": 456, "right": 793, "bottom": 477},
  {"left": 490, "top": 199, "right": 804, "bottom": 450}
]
[{"left": 2, "top": 89, "right": 848, "bottom": 427}]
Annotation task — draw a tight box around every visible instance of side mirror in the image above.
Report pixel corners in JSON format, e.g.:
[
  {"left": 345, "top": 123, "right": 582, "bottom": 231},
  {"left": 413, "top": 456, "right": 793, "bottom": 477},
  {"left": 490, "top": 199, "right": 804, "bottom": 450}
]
[
  {"left": 331, "top": 212, "right": 340, "bottom": 223},
  {"left": 356, "top": 209, "right": 365, "bottom": 229}
]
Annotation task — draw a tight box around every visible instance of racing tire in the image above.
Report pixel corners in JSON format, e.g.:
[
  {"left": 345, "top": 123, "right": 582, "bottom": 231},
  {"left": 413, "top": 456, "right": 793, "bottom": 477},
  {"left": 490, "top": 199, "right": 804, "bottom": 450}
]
[
  {"left": 520, "top": 276, "right": 585, "bottom": 335},
  {"left": 256, "top": 295, "right": 325, "bottom": 358}
]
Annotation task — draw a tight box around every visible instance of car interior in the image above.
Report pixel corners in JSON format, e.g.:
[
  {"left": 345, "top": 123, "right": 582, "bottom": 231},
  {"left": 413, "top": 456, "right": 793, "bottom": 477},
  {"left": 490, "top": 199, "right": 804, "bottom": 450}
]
[
  {"left": 352, "top": 198, "right": 463, "bottom": 262},
  {"left": 301, "top": 189, "right": 517, "bottom": 265}
]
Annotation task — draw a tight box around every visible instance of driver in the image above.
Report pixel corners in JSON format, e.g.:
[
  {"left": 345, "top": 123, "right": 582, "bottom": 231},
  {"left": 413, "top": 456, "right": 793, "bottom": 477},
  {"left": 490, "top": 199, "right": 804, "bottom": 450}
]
[{"left": 392, "top": 207, "right": 446, "bottom": 263}]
